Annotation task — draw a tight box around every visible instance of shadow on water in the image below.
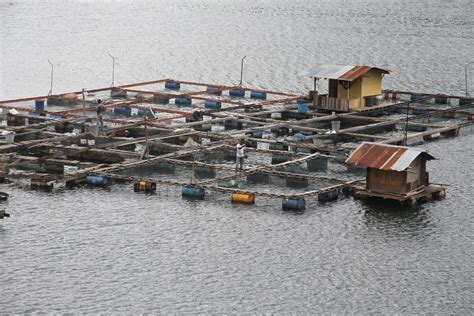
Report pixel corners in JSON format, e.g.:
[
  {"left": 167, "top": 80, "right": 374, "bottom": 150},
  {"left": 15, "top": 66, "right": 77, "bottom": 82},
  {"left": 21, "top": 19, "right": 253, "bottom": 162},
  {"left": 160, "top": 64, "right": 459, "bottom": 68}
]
[{"left": 359, "top": 199, "right": 435, "bottom": 238}]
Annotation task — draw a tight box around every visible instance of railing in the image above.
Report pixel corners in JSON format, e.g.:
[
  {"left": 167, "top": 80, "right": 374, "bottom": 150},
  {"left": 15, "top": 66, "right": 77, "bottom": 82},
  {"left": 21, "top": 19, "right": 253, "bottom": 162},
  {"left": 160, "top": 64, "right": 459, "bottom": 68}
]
[{"left": 315, "top": 95, "right": 349, "bottom": 112}]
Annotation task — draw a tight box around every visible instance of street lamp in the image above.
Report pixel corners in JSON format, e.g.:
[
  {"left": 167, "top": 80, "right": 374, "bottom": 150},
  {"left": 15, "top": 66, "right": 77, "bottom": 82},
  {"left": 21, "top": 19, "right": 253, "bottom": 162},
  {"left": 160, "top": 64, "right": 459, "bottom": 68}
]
[
  {"left": 108, "top": 53, "right": 115, "bottom": 87},
  {"left": 239, "top": 55, "right": 247, "bottom": 86},
  {"left": 47, "top": 59, "right": 54, "bottom": 95}
]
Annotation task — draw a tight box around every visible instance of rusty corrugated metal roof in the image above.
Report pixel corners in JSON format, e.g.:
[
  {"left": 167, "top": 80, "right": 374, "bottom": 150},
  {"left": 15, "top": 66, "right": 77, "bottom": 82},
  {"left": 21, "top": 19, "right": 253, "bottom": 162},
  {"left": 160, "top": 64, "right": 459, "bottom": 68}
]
[
  {"left": 345, "top": 142, "right": 435, "bottom": 171},
  {"left": 301, "top": 64, "right": 390, "bottom": 81}
]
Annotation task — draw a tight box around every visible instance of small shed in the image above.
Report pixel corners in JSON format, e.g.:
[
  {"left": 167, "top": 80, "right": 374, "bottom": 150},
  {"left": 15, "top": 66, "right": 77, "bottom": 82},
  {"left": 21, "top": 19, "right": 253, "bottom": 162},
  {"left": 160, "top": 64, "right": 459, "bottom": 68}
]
[
  {"left": 301, "top": 64, "right": 389, "bottom": 112},
  {"left": 345, "top": 142, "right": 436, "bottom": 198}
]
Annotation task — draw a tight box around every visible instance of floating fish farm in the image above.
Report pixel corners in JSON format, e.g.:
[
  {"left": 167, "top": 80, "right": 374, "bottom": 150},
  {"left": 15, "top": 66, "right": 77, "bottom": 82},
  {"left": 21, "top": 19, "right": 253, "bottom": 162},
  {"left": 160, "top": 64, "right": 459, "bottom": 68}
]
[{"left": 0, "top": 76, "right": 472, "bottom": 211}]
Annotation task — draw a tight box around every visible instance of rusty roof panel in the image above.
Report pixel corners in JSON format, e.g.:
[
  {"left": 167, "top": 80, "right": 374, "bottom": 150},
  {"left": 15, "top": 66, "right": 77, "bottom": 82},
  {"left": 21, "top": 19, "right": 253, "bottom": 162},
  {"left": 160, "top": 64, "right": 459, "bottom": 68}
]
[
  {"left": 345, "top": 142, "right": 434, "bottom": 171},
  {"left": 301, "top": 64, "right": 390, "bottom": 81},
  {"left": 339, "top": 66, "right": 373, "bottom": 81}
]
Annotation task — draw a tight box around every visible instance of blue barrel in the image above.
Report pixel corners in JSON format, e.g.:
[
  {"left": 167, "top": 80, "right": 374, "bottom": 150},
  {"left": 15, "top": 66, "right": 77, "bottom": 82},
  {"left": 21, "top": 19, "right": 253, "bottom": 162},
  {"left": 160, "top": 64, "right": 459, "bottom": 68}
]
[
  {"left": 250, "top": 91, "right": 267, "bottom": 100},
  {"left": 229, "top": 89, "right": 245, "bottom": 97},
  {"left": 114, "top": 107, "right": 132, "bottom": 117},
  {"left": 175, "top": 97, "right": 192, "bottom": 105},
  {"left": 86, "top": 176, "right": 108, "bottom": 186},
  {"left": 251, "top": 130, "right": 263, "bottom": 138},
  {"left": 182, "top": 186, "right": 205, "bottom": 200},
  {"left": 50, "top": 114, "right": 65, "bottom": 120},
  {"left": 207, "top": 86, "right": 222, "bottom": 95},
  {"left": 412, "top": 108, "right": 428, "bottom": 115},
  {"left": 282, "top": 198, "right": 306, "bottom": 211},
  {"left": 224, "top": 119, "right": 242, "bottom": 130},
  {"left": 297, "top": 103, "right": 309, "bottom": 113},
  {"left": 410, "top": 94, "right": 424, "bottom": 101},
  {"left": 205, "top": 101, "right": 221, "bottom": 109},
  {"left": 165, "top": 81, "right": 180, "bottom": 90},
  {"left": 137, "top": 109, "right": 154, "bottom": 117},
  {"left": 35, "top": 99, "right": 45, "bottom": 111}
]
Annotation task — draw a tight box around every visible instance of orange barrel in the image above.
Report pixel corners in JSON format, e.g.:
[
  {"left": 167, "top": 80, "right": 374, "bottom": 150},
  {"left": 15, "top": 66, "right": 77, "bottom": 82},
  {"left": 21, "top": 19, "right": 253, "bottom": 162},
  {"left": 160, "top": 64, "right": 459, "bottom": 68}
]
[{"left": 231, "top": 193, "right": 255, "bottom": 204}]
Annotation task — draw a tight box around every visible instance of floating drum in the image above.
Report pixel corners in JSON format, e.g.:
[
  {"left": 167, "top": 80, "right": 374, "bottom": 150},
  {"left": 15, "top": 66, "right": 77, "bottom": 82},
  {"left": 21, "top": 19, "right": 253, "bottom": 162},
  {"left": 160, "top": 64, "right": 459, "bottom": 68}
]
[
  {"left": 194, "top": 123, "right": 212, "bottom": 131},
  {"left": 282, "top": 198, "right": 306, "bottom": 211},
  {"left": 165, "top": 81, "right": 180, "bottom": 90},
  {"left": 318, "top": 190, "right": 339, "bottom": 202},
  {"left": 250, "top": 91, "right": 267, "bottom": 100},
  {"left": 271, "top": 127, "right": 289, "bottom": 137},
  {"left": 435, "top": 95, "right": 448, "bottom": 104},
  {"left": 251, "top": 130, "right": 263, "bottom": 138},
  {"left": 297, "top": 103, "right": 309, "bottom": 113},
  {"left": 114, "top": 107, "right": 132, "bottom": 117},
  {"left": 307, "top": 157, "right": 328, "bottom": 172},
  {"left": 286, "top": 176, "right": 308, "bottom": 188},
  {"left": 231, "top": 193, "right": 255, "bottom": 204},
  {"left": 137, "top": 109, "right": 154, "bottom": 117},
  {"left": 205, "top": 101, "right": 222, "bottom": 109},
  {"left": 220, "top": 179, "right": 240, "bottom": 188},
  {"left": 153, "top": 94, "right": 170, "bottom": 104},
  {"left": 384, "top": 92, "right": 392, "bottom": 100},
  {"left": 468, "top": 113, "right": 474, "bottom": 121},
  {"left": 175, "top": 97, "right": 192, "bottom": 105},
  {"left": 182, "top": 186, "right": 205, "bottom": 200},
  {"left": 229, "top": 89, "right": 245, "bottom": 97},
  {"left": 194, "top": 166, "right": 216, "bottom": 179},
  {"left": 271, "top": 154, "right": 288, "bottom": 164},
  {"left": 412, "top": 108, "right": 427, "bottom": 115},
  {"left": 365, "top": 96, "right": 376, "bottom": 107},
  {"left": 410, "top": 93, "right": 424, "bottom": 102},
  {"left": 224, "top": 119, "right": 242, "bottom": 130},
  {"left": 247, "top": 173, "right": 270, "bottom": 184},
  {"left": 35, "top": 99, "right": 45, "bottom": 111},
  {"left": 270, "top": 112, "right": 282, "bottom": 119},
  {"left": 155, "top": 162, "right": 176, "bottom": 174},
  {"left": 392, "top": 92, "right": 401, "bottom": 100},
  {"left": 86, "top": 176, "right": 108, "bottom": 186},
  {"left": 206, "top": 86, "right": 222, "bottom": 95},
  {"left": 459, "top": 98, "right": 472, "bottom": 105},
  {"left": 134, "top": 180, "right": 156, "bottom": 193}
]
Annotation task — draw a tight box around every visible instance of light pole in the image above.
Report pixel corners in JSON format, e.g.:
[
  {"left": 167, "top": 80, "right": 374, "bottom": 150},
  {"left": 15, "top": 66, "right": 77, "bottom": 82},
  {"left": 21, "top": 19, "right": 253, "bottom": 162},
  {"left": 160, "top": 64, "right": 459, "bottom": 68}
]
[
  {"left": 239, "top": 55, "right": 247, "bottom": 86},
  {"left": 465, "top": 61, "right": 474, "bottom": 98},
  {"left": 108, "top": 53, "right": 115, "bottom": 87},
  {"left": 47, "top": 59, "right": 54, "bottom": 95}
]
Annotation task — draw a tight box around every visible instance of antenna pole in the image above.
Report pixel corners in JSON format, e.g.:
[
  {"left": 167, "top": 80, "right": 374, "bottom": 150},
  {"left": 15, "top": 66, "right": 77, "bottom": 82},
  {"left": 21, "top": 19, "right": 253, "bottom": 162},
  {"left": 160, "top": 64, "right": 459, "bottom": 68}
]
[
  {"left": 108, "top": 53, "right": 115, "bottom": 87},
  {"left": 239, "top": 55, "right": 247, "bottom": 86},
  {"left": 47, "top": 59, "right": 54, "bottom": 95}
]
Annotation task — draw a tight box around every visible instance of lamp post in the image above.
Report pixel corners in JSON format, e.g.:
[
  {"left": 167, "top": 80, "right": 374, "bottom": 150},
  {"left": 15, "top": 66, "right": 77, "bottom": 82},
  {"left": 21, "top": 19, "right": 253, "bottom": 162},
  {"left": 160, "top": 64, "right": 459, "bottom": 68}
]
[
  {"left": 465, "top": 61, "right": 474, "bottom": 98},
  {"left": 47, "top": 59, "right": 54, "bottom": 95},
  {"left": 108, "top": 53, "right": 115, "bottom": 87},
  {"left": 239, "top": 55, "right": 247, "bottom": 86}
]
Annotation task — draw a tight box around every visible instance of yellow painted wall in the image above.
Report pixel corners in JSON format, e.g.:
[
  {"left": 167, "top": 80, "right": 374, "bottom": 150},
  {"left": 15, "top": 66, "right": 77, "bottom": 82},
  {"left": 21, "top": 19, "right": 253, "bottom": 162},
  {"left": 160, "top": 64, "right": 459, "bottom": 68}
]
[
  {"left": 361, "top": 69, "right": 383, "bottom": 97},
  {"left": 336, "top": 78, "right": 362, "bottom": 100}
]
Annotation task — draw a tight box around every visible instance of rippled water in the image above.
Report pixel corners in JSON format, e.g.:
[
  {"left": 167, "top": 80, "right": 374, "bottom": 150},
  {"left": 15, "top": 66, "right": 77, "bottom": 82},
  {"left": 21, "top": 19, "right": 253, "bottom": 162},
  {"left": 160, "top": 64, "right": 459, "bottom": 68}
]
[{"left": 1, "top": 0, "right": 473, "bottom": 314}]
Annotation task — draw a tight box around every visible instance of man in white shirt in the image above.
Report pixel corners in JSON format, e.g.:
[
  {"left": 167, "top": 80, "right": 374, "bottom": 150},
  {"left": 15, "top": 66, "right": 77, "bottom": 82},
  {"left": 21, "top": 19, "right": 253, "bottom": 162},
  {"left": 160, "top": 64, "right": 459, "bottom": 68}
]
[{"left": 235, "top": 138, "right": 246, "bottom": 171}]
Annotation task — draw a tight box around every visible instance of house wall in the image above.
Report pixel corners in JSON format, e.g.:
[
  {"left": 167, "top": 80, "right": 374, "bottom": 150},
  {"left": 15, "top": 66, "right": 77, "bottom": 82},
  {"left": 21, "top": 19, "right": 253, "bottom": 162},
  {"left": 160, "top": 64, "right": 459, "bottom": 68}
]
[
  {"left": 336, "top": 78, "right": 362, "bottom": 101},
  {"left": 366, "top": 156, "right": 427, "bottom": 195},
  {"left": 361, "top": 69, "right": 383, "bottom": 97},
  {"left": 366, "top": 168, "right": 407, "bottom": 194},
  {"left": 405, "top": 156, "right": 426, "bottom": 192}
]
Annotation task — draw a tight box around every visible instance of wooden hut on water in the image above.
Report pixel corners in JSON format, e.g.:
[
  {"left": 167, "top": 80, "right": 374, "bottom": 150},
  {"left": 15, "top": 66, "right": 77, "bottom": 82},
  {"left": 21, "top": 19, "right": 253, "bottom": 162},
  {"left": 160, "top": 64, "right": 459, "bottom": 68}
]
[
  {"left": 346, "top": 142, "right": 445, "bottom": 204},
  {"left": 301, "top": 64, "right": 390, "bottom": 112}
]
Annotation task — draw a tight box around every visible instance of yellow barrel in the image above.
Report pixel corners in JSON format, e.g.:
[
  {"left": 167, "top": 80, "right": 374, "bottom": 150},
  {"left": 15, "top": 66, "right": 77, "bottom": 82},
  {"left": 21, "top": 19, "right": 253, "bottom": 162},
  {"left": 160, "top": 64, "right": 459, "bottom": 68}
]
[{"left": 231, "top": 193, "right": 255, "bottom": 204}]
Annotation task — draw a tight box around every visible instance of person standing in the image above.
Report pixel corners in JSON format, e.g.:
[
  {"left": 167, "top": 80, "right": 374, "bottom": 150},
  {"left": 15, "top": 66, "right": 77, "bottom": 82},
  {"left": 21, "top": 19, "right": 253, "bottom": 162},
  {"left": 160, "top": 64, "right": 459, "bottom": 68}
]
[
  {"left": 96, "top": 99, "right": 106, "bottom": 129},
  {"left": 235, "top": 138, "right": 246, "bottom": 171}
]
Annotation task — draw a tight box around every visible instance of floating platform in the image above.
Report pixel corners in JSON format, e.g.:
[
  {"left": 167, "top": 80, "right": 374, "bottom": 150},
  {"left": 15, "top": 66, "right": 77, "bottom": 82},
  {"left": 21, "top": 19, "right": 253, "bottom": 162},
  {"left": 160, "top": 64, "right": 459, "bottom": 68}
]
[{"left": 0, "top": 78, "right": 472, "bottom": 210}]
